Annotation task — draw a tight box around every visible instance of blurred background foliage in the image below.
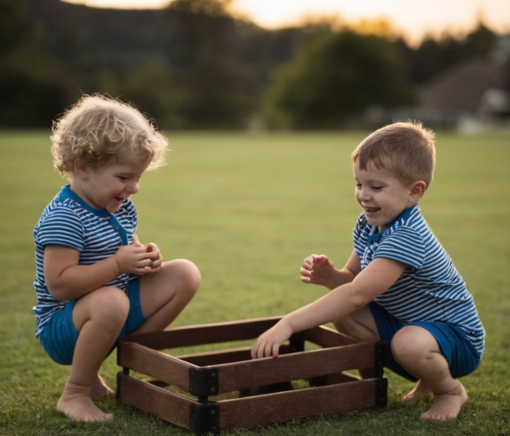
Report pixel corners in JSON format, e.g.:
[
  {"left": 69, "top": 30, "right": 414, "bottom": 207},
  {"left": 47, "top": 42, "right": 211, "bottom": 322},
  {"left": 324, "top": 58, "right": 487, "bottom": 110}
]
[{"left": 0, "top": 0, "right": 506, "bottom": 129}]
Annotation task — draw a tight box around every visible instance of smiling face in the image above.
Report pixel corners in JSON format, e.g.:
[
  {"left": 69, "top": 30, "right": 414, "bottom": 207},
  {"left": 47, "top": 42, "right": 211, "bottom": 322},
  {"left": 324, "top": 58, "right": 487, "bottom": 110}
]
[
  {"left": 71, "top": 154, "right": 151, "bottom": 213},
  {"left": 353, "top": 160, "right": 424, "bottom": 231}
]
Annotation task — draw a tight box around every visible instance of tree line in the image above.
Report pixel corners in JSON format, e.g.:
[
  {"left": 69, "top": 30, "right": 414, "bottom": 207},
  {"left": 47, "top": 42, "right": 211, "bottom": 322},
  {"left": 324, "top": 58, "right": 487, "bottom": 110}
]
[{"left": 0, "top": 0, "right": 504, "bottom": 129}]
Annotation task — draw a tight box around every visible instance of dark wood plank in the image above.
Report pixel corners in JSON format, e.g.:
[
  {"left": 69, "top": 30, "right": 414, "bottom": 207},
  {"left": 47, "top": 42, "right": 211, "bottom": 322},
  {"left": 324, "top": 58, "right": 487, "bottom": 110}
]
[
  {"left": 216, "top": 342, "right": 379, "bottom": 392},
  {"left": 178, "top": 347, "right": 252, "bottom": 366},
  {"left": 118, "top": 341, "right": 193, "bottom": 391},
  {"left": 300, "top": 325, "right": 360, "bottom": 347},
  {"left": 309, "top": 371, "right": 360, "bottom": 387},
  {"left": 177, "top": 344, "right": 294, "bottom": 366},
  {"left": 117, "top": 372, "right": 192, "bottom": 430},
  {"left": 219, "top": 378, "right": 381, "bottom": 430},
  {"left": 122, "top": 316, "right": 282, "bottom": 350}
]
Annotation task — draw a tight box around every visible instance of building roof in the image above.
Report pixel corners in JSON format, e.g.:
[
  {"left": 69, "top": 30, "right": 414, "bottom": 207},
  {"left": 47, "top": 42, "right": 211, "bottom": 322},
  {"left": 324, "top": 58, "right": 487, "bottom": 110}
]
[{"left": 419, "top": 60, "right": 508, "bottom": 114}]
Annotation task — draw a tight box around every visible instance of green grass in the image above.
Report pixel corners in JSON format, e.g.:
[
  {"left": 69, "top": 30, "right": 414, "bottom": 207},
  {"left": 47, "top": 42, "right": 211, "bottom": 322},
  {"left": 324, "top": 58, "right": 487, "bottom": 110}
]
[{"left": 0, "top": 129, "right": 509, "bottom": 435}]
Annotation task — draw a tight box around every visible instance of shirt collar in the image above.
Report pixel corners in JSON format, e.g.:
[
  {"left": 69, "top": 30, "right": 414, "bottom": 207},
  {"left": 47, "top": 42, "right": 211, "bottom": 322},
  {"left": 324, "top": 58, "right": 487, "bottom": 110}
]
[
  {"left": 58, "top": 184, "right": 111, "bottom": 218},
  {"left": 368, "top": 204, "right": 419, "bottom": 243}
]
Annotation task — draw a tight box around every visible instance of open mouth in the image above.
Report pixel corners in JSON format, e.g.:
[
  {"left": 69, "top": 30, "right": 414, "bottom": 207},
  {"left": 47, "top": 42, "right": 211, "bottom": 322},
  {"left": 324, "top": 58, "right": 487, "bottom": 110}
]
[{"left": 364, "top": 207, "right": 380, "bottom": 213}]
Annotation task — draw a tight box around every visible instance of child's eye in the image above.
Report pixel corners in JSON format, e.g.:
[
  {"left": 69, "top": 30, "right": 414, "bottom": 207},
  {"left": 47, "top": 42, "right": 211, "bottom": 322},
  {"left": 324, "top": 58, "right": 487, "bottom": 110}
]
[
  {"left": 372, "top": 186, "right": 382, "bottom": 191},
  {"left": 118, "top": 176, "right": 127, "bottom": 181}
]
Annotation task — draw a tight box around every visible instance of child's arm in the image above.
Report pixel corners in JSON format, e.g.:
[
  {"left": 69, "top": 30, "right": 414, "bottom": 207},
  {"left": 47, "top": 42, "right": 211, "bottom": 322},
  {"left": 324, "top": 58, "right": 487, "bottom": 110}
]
[
  {"left": 44, "top": 244, "right": 154, "bottom": 301},
  {"left": 300, "top": 251, "right": 361, "bottom": 290},
  {"left": 251, "top": 256, "right": 407, "bottom": 358}
]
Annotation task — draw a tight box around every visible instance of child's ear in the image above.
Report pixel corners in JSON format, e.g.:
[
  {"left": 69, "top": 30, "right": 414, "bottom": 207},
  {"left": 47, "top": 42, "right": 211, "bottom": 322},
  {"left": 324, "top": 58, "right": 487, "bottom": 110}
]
[
  {"left": 74, "top": 159, "right": 90, "bottom": 180},
  {"left": 409, "top": 181, "right": 426, "bottom": 204}
]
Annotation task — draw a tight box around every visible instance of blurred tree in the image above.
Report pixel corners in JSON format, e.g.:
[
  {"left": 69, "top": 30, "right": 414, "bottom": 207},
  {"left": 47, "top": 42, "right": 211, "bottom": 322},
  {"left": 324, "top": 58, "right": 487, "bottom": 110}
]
[
  {"left": 0, "top": 62, "right": 66, "bottom": 127},
  {"left": 165, "top": 0, "right": 253, "bottom": 128},
  {"left": 0, "top": 0, "right": 67, "bottom": 127},
  {"left": 108, "top": 61, "right": 180, "bottom": 128},
  {"left": 263, "top": 30, "right": 417, "bottom": 129},
  {"left": 4, "top": 0, "right": 505, "bottom": 129},
  {"left": 463, "top": 22, "right": 497, "bottom": 58},
  {"left": 399, "top": 21, "right": 497, "bottom": 85},
  {"left": 0, "top": 0, "right": 26, "bottom": 57}
]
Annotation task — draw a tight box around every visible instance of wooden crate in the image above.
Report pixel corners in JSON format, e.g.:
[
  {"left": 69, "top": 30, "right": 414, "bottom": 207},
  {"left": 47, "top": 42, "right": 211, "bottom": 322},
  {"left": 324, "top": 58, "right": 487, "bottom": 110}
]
[{"left": 117, "top": 316, "right": 387, "bottom": 432}]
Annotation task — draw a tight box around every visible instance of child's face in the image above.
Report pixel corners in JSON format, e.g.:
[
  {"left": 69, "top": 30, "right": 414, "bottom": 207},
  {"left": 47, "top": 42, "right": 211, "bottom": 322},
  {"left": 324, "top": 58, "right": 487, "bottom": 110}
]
[
  {"left": 74, "top": 154, "right": 150, "bottom": 213},
  {"left": 353, "top": 160, "right": 415, "bottom": 231}
]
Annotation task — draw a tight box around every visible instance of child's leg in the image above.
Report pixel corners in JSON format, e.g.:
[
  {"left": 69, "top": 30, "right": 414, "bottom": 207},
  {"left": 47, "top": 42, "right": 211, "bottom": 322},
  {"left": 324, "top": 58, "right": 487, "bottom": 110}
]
[
  {"left": 92, "top": 374, "right": 115, "bottom": 399},
  {"left": 57, "top": 286, "right": 130, "bottom": 422},
  {"left": 134, "top": 259, "right": 200, "bottom": 334},
  {"left": 391, "top": 326, "right": 468, "bottom": 420},
  {"left": 334, "top": 305, "right": 380, "bottom": 378},
  {"left": 334, "top": 305, "right": 380, "bottom": 342}
]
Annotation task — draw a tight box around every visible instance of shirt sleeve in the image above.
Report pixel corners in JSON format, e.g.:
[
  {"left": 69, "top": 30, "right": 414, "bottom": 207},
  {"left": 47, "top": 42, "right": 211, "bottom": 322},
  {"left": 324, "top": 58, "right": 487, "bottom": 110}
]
[
  {"left": 352, "top": 214, "right": 369, "bottom": 259},
  {"left": 373, "top": 226, "right": 425, "bottom": 270},
  {"left": 37, "top": 207, "right": 84, "bottom": 252}
]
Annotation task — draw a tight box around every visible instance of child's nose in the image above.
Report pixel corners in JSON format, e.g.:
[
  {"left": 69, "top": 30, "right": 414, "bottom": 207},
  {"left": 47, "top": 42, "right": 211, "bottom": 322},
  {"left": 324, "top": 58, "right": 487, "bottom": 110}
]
[
  {"left": 359, "top": 187, "right": 371, "bottom": 200},
  {"left": 127, "top": 181, "right": 139, "bottom": 194}
]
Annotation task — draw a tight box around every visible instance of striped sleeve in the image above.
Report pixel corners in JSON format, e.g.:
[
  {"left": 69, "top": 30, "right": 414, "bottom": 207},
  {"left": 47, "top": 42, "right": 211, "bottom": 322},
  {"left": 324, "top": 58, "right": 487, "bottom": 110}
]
[
  {"left": 37, "top": 207, "right": 84, "bottom": 252},
  {"left": 374, "top": 226, "right": 425, "bottom": 270},
  {"left": 352, "top": 215, "right": 369, "bottom": 260}
]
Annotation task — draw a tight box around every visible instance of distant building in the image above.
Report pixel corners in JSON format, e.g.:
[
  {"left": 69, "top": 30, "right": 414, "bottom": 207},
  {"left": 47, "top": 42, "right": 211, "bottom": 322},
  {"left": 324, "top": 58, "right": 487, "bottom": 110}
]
[
  {"left": 418, "top": 59, "right": 510, "bottom": 132},
  {"left": 366, "top": 35, "right": 510, "bottom": 132}
]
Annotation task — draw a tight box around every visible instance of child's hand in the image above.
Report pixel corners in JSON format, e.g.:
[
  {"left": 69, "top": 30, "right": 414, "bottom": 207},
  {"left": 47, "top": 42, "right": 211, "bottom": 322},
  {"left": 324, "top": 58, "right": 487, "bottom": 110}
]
[
  {"left": 130, "top": 236, "right": 163, "bottom": 275},
  {"left": 143, "top": 243, "right": 163, "bottom": 275},
  {"left": 251, "top": 320, "right": 293, "bottom": 359},
  {"left": 300, "top": 254, "right": 335, "bottom": 287},
  {"left": 114, "top": 245, "right": 153, "bottom": 275}
]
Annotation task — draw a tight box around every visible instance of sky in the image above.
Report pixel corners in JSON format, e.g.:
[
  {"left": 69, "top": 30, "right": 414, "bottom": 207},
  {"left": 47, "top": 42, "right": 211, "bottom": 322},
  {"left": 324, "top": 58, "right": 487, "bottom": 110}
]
[{"left": 62, "top": 0, "right": 510, "bottom": 45}]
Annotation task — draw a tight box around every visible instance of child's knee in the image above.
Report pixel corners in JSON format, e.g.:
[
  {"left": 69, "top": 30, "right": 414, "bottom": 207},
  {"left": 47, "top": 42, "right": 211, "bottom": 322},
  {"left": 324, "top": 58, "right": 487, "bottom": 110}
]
[
  {"left": 167, "top": 259, "right": 201, "bottom": 296},
  {"left": 391, "top": 326, "right": 430, "bottom": 364},
  {"left": 89, "top": 286, "right": 130, "bottom": 323}
]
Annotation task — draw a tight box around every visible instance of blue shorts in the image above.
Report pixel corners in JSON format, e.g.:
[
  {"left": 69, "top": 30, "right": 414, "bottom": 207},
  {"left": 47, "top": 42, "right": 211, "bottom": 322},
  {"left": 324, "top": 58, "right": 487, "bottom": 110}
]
[
  {"left": 369, "top": 302, "right": 481, "bottom": 381},
  {"left": 39, "top": 279, "right": 145, "bottom": 365}
]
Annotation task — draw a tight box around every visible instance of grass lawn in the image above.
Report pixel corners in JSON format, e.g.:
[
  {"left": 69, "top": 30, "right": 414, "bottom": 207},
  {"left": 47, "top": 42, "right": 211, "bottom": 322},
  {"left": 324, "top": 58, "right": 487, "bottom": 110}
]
[{"left": 0, "top": 129, "right": 509, "bottom": 435}]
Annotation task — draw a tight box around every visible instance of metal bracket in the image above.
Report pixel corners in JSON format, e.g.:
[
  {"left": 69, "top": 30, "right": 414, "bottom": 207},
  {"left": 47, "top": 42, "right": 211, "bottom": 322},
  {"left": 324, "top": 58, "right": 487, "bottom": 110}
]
[
  {"left": 374, "top": 341, "right": 387, "bottom": 378},
  {"left": 375, "top": 378, "right": 388, "bottom": 407},
  {"left": 189, "top": 367, "right": 219, "bottom": 398},
  {"left": 189, "top": 402, "right": 220, "bottom": 433}
]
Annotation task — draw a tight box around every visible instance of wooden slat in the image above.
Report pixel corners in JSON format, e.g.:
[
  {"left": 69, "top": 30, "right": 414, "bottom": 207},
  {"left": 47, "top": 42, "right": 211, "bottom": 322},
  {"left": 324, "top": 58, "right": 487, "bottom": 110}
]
[
  {"left": 118, "top": 341, "right": 193, "bottom": 391},
  {"left": 219, "top": 378, "right": 381, "bottom": 430},
  {"left": 178, "top": 347, "right": 252, "bottom": 366},
  {"left": 177, "top": 344, "right": 294, "bottom": 366},
  {"left": 309, "top": 371, "right": 360, "bottom": 386},
  {"left": 117, "top": 372, "right": 192, "bottom": 430},
  {"left": 122, "top": 316, "right": 282, "bottom": 350},
  {"left": 300, "top": 325, "right": 360, "bottom": 347},
  {"left": 216, "top": 342, "right": 378, "bottom": 393}
]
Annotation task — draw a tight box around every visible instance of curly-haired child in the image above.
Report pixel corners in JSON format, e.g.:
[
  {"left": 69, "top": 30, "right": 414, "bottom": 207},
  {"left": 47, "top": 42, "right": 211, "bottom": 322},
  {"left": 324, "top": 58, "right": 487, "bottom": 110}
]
[{"left": 33, "top": 94, "right": 201, "bottom": 422}]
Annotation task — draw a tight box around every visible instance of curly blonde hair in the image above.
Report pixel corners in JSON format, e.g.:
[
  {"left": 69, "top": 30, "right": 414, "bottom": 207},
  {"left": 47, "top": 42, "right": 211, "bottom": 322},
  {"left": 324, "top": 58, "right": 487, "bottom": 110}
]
[
  {"left": 351, "top": 121, "right": 436, "bottom": 187},
  {"left": 51, "top": 94, "right": 168, "bottom": 179}
]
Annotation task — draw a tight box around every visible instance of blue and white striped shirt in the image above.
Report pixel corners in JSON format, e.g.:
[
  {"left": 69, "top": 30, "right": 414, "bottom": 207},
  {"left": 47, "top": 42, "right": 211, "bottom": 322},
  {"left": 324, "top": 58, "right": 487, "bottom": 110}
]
[
  {"left": 33, "top": 185, "right": 137, "bottom": 338},
  {"left": 353, "top": 204, "right": 485, "bottom": 359}
]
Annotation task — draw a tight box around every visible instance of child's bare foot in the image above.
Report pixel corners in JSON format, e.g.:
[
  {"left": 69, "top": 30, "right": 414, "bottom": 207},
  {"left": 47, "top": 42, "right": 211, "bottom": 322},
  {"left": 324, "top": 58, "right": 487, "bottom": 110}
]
[
  {"left": 402, "top": 380, "right": 432, "bottom": 404},
  {"left": 57, "top": 379, "right": 113, "bottom": 422},
  {"left": 92, "top": 375, "right": 114, "bottom": 400},
  {"left": 420, "top": 380, "right": 467, "bottom": 420}
]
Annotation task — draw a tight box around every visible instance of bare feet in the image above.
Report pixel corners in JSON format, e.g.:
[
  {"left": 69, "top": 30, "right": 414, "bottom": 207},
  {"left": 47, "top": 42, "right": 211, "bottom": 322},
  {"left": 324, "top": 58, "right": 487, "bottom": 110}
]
[
  {"left": 57, "top": 379, "right": 113, "bottom": 422},
  {"left": 420, "top": 380, "right": 468, "bottom": 420},
  {"left": 92, "top": 375, "right": 115, "bottom": 400},
  {"left": 402, "top": 380, "right": 432, "bottom": 404}
]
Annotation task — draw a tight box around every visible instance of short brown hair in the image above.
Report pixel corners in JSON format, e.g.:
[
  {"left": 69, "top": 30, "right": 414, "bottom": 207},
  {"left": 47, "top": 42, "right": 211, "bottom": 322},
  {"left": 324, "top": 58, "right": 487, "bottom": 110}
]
[
  {"left": 51, "top": 94, "right": 168, "bottom": 179},
  {"left": 351, "top": 121, "right": 436, "bottom": 187}
]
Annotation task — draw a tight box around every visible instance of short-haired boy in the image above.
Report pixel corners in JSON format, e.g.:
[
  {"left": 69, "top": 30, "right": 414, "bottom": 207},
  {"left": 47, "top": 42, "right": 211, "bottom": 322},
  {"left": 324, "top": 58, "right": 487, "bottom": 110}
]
[
  {"left": 33, "top": 94, "right": 201, "bottom": 422},
  {"left": 251, "top": 121, "right": 484, "bottom": 420}
]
